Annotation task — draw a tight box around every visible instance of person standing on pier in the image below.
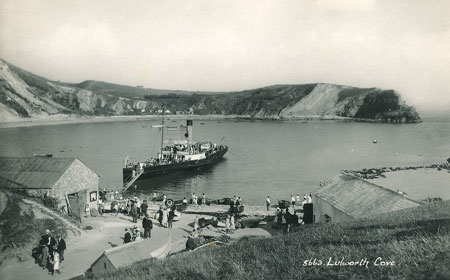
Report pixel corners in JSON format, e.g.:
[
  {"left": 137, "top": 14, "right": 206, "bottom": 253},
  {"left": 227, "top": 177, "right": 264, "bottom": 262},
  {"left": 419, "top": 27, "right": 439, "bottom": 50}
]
[
  {"left": 266, "top": 196, "right": 271, "bottom": 211},
  {"left": 202, "top": 193, "right": 206, "bottom": 205}
]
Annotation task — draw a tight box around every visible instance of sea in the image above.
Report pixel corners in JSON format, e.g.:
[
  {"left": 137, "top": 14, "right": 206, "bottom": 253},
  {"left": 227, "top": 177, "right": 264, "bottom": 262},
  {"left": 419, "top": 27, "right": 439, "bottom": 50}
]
[{"left": 1, "top": 117, "right": 449, "bottom": 204}]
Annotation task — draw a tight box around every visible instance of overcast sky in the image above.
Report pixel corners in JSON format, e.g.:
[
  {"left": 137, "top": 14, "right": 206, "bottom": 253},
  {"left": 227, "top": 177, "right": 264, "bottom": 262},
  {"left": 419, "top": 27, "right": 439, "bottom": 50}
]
[{"left": 1, "top": 0, "right": 449, "bottom": 111}]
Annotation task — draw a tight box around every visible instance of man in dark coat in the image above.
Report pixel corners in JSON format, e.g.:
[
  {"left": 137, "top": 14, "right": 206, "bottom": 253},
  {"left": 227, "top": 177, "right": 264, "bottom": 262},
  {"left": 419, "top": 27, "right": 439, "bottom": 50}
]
[
  {"left": 39, "top": 229, "right": 55, "bottom": 270},
  {"left": 56, "top": 234, "right": 66, "bottom": 262},
  {"left": 158, "top": 207, "right": 163, "bottom": 226},
  {"left": 168, "top": 209, "right": 175, "bottom": 229},
  {"left": 40, "top": 229, "right": 56, "bottom": 256},
  {"left": 142, "top": 214, "right": 153, "bottom": 238},
  {"left": 123, "top": 228, "right": 132, "bottom": 244},
  {"left": 140, "top": 200, "right": 148, "bottom": 217}
]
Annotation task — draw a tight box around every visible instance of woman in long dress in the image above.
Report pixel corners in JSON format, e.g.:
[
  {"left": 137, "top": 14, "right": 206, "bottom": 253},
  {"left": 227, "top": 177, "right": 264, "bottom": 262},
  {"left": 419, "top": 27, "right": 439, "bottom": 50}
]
[
  {"left": 225, "top": 215, "right": 231, "bottom": 234},
  {"left": 230, "top": 214, "right": 235, "bottom": 232},
  {"left": 161, "top": 207, "right": 168, "bottom": 228}
]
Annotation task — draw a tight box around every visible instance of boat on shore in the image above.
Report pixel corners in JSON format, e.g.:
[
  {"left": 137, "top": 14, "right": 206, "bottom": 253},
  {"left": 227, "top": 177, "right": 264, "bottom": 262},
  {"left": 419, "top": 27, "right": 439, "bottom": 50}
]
[{"left": 123, "top": 119, "right": 228, "bottom": 188}]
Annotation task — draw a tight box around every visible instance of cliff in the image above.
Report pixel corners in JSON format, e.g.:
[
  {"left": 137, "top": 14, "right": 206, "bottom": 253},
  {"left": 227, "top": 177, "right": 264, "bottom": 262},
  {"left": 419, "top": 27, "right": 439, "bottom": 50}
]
[{"left": 0, "top": 59, "right": 420, "bottom": 123}]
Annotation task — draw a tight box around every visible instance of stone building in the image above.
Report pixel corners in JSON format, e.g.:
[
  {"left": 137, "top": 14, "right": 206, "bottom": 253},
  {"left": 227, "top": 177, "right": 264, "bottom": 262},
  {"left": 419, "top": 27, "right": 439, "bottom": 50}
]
[
  {"left": 0, "top": 156, "right": 99, "bottom": 221},
  {"left": 313, "top": 172, "right": 421, "bottom": 223}
]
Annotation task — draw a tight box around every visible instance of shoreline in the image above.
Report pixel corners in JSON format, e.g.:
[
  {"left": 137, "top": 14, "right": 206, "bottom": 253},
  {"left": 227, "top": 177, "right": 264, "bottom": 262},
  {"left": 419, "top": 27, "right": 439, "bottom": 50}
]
[{"left": 0, "top": 114, "right": 422, "bottom": 129}]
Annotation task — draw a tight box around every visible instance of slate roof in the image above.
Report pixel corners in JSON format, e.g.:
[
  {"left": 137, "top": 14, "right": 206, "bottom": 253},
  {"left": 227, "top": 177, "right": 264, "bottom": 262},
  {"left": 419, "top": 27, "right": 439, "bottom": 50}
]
[
  {"left": 314, "top": 172, "right": 422, "bottom": 219},
  {"left": 0, "top": 157, "right": 76, "bottom": 189},
  {"left": 93, "top": 232, "right": 171, "bottom": 269}
]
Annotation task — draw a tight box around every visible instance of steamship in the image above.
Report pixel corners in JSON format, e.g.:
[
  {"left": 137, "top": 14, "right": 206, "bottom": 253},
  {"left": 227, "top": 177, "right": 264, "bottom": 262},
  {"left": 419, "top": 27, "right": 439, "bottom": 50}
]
[{"left": 123, "top": 119, "right": 228, "bottom": 185}]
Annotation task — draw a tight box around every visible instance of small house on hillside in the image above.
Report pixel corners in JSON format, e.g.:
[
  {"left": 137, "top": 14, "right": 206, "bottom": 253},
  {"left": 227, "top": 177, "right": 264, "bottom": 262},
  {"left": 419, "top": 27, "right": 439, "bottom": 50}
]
[
  {"left": 0, "top": 156, "right": 99, "bottom": 221},
  {"left": 89, "top": 233, "right": 171, "bottom": 275},
  {"left": 313, "top": 172, "right": 422, "bottom": 223}
]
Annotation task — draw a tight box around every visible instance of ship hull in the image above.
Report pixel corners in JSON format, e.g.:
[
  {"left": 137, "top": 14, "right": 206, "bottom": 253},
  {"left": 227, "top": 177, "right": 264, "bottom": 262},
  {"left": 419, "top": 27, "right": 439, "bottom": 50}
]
[{"left": 123, "top": 146, "right": 228, "bottom": 183}]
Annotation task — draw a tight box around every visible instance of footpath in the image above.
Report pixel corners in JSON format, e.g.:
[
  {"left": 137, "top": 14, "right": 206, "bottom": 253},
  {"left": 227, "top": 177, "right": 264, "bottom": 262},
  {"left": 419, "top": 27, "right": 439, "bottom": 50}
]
[{"left": 0, "top": 201, "right": 274, "bottom": 280}]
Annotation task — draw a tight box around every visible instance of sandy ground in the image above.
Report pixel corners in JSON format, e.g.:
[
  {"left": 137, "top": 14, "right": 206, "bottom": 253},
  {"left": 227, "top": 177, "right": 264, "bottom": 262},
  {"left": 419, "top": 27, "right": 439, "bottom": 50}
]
[{"left": 0, "top": 201, "right": 276, "bottom": 280}]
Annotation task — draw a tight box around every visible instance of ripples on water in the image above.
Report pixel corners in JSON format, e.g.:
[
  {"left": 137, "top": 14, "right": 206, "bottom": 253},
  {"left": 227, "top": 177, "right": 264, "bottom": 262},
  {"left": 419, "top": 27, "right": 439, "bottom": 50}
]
[{"left": 0, "top": 118, "right": 449, "bottom": 204}]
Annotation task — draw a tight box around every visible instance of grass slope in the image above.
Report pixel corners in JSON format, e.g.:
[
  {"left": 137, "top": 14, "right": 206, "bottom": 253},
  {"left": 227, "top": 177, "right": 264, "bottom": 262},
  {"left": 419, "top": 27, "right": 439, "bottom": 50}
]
[
  {"left": 0, "top": 190, "right": 68, "bottom": 265},
  {"left": 94, "top": 201, "right": 450, "bottom": 280}
]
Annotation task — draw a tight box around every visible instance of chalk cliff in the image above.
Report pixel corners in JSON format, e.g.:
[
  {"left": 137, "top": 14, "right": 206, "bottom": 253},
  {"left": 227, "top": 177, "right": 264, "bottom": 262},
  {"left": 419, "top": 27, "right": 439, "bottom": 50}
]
[{"left": 0, "top": 59, "right": 420, "bottom": 123}]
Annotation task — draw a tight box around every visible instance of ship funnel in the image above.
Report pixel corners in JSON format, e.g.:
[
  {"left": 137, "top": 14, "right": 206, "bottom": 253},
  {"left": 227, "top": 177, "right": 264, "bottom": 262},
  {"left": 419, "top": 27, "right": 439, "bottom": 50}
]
[{"left": 185, "top": 120, "right": 193, "bottom": 142}]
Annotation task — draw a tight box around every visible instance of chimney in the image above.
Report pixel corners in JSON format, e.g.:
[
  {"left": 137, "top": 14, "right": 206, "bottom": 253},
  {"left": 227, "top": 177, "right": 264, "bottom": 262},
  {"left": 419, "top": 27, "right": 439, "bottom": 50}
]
[{"left": 185, "top": 120, "right": 193, "bottom": 142}]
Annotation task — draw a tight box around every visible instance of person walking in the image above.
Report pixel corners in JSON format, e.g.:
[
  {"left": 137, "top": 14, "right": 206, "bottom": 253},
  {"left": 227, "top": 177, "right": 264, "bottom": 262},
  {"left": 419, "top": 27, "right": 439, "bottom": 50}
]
[
  {"left": 158, "top": 207, "right": 163, "bottom": 226},
  {"left": 98, "top": 202, "right": 103, "bottom": 217},
  {"left": 266, "top": 196, "right": 271, "bottom": 211},
  {"left": 56, "top": 234, "right": 66, "bottom": 263},
  {"left": 168, "top": 209, "right": 175, "bottom": 229},
  {"left": 40, "top": 242, "right": 49, "bottom": 269},
  {"left": 225, "top": 215, "right": 231, "bottom": 234},
  {"left": 141, "top": 200, "right": 148, "bottom": 217},
  {"left": 230, "top": 214, "right": 235, "bottom": 232},
  {"left": 161, "top": 207, "right": 169, "bottom": 228},
  {"left": 192, "top": 193, "right": 198, "bottom": 206},
  {"left": 142, "top": 214, "right": 153, "bottom": 238},
  {"left": 52, "top": 246, "right": 60, "bottom": 275},
  {"left": 131, "top": 200, "right": 138, "bottom": 223}
]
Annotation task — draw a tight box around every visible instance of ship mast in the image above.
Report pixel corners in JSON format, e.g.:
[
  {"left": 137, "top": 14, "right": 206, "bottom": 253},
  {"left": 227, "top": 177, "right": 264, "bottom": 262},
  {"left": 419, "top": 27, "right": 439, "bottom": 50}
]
[{"left": 160, "top": 104, "right": 165, "bottom": 157}]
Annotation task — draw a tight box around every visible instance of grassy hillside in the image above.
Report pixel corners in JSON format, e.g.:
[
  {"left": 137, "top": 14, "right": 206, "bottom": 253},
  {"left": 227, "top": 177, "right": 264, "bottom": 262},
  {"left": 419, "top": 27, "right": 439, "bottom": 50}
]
[
  {"left": 0, "top": 190, "right": 69, "bottom": 265},
  {"left": 93, "top": 201, "right": 450, "bottom": 280},
  {"left": 1, "top": 59, "right": 421, "bottom": 122}
]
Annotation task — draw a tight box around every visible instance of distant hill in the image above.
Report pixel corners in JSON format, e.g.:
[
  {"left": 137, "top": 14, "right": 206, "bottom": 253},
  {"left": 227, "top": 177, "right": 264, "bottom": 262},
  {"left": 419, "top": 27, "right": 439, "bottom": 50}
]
[{"left": 0, "top": 59, "right": 420, "bottom": 123}]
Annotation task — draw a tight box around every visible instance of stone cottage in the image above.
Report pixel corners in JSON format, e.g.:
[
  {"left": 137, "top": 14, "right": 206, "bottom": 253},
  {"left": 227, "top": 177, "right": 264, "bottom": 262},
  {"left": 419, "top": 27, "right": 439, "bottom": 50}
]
[{"left": 0, "top": 156, "right": 99, "bottom": 221}]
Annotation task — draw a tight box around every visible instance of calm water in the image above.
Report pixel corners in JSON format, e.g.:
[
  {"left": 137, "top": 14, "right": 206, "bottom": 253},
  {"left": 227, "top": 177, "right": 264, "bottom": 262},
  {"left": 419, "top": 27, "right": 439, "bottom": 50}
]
[{"left": 1, "top": 119, "right": 449, "bottom": 204}]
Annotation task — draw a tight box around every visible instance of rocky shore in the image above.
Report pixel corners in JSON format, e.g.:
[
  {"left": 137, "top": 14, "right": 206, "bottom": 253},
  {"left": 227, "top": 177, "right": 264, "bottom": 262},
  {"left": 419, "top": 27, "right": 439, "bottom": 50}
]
[{"left": 345, "top": 159, "right": 450, "bottom": 180}]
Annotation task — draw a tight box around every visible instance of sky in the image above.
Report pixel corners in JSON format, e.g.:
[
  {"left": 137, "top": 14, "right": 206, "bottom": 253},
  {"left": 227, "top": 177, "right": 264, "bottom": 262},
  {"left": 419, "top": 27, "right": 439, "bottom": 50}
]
[{"left": 1, "top": 0, "right": 449, "bottom": 112}]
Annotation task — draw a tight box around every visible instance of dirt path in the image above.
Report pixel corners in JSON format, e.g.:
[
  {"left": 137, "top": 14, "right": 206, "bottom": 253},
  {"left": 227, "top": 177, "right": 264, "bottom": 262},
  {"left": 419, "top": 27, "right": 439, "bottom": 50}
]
[
  {"left": 0, "top": 212, "right": 173, "bottom": 280},
  {"left": 0, "top": 202, "right": 275, "bottom": 280}
]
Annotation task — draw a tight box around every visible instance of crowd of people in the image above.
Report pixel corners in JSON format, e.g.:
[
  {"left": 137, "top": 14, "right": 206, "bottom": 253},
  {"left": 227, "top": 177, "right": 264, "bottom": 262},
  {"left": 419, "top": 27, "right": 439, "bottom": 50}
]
[
  {"left": 122, "top": 196, "right": 178, "bottom": 244},
  {"left": 275, "top": 207, "right": 301, "bottom": 233},
  {"left": 115, "top": 191, "right": 311, "bottom": 246},
  {"left": 266, "top": 193, "right": 312, "bottom": 211},
  {"left": 32, "top": 229, "right": 66, "bottom": 275},
  {"left": 126, "top": 142, "right": 227, "bottom": 174}
]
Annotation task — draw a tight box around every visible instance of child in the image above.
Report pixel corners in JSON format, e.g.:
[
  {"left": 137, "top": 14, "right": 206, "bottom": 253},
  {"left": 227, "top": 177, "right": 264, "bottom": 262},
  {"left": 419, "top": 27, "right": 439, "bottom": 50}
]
[{"left": 53, "top": 246, "right": 60, "bottom": 274}]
